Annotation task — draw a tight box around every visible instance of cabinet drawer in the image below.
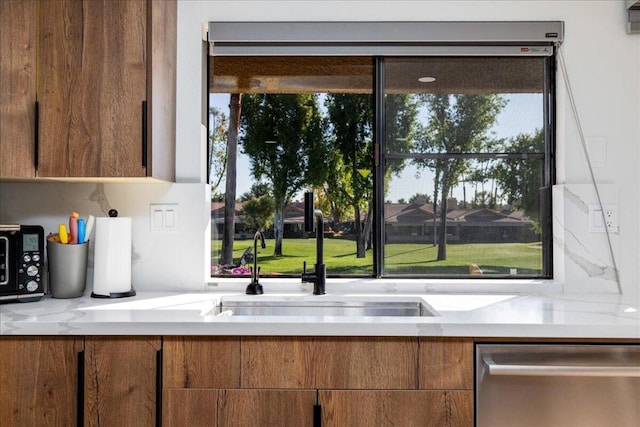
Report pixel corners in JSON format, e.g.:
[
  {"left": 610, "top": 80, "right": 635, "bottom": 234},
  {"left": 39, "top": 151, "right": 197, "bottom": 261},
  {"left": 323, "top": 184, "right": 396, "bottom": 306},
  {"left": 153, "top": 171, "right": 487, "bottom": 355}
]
[
  {"left": 319, "top": 390, "right": 473, "bottom": 427},
  {"left": 163, "top": 389, "right": 316, "bottom": 427},
  {"left": 242, "top": 337, "right": 418, "bottom": 389},
  {"left": 163, "top": 336, "right": 241, "bottom": 388}
]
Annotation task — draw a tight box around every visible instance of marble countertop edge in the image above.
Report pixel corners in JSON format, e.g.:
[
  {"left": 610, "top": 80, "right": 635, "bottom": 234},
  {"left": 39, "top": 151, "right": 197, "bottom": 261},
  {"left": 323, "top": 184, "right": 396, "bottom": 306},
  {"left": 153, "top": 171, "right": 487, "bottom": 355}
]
[{"left": 1, "top": 290, "right": 639, "bottom": 339}]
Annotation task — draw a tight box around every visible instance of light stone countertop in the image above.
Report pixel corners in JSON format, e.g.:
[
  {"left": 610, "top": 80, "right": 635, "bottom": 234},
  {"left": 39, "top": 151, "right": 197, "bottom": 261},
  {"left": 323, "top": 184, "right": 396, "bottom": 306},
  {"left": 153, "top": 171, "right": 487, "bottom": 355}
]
[{"left": 1, "top": 282, "right": 639, "bottom": 338}]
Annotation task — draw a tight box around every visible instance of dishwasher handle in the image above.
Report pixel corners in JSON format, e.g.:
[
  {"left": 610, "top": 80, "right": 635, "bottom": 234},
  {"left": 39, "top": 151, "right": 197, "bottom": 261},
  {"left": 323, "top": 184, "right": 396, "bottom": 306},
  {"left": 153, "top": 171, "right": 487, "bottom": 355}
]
[{"left": 484, "top": 358, "right": 640, "bottom": 378}]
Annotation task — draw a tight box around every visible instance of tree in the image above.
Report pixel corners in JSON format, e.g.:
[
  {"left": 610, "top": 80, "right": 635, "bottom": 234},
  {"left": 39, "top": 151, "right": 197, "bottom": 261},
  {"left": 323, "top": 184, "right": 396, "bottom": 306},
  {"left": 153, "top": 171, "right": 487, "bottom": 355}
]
[
  {"left": 208, "top": 106, "right": 229, "bottom": 195},
  {"left": 240, "top": 94, "right": 327, "bottom": 256},
  {"left": 408, "top": 193, "right": 432, "bottom": 204},
  {"left": 325, "top": 93, "right": 417, "bottom": 257},
  {"left": 415, "top": 94, "right": 506, "bottom": 260},
  {"left": 241, "top": 195, "right": 274, "bottom": 232},
  {"left": 492, "top": 129, "right": 544, "bottom": 232},
  {"left": 240, "top": 182, "right": 272, "bottom": 202},
  {"left": 324, "top": 94, "right": 373, "bottom": 258},
  {"left": 466, "top": 159, "right": 499, "bottom": 209},
  {"left": 220, "top": 94, "right": 242, "bottom": 265}
]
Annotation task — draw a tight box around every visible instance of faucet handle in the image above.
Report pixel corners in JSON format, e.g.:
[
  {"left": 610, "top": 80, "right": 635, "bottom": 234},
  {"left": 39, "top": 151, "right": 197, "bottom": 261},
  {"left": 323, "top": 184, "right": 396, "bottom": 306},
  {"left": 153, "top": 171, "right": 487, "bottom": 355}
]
[{"left": 301, "top": 261, "right": 310, "bottom": 283}]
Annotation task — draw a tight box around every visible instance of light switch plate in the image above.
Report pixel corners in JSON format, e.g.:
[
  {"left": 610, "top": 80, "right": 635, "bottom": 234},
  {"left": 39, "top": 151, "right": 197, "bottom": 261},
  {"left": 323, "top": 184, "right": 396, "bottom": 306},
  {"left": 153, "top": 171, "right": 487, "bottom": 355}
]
[{"left": 150, "top": 204, "right": 178, "bottom": 232}]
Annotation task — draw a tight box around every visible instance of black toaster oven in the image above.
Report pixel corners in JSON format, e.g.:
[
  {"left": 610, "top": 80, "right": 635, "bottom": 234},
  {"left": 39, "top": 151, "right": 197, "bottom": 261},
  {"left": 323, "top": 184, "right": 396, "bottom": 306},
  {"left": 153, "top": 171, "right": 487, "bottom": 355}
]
[{"left": 0, "top": 224, "right": 46, "bottom": 302}]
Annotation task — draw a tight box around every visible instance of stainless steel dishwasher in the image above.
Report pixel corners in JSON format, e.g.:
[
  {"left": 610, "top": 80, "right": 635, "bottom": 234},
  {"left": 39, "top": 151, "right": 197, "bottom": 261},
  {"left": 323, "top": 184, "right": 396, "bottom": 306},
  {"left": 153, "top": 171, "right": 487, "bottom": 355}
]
[{"left": 476, "top": 344, "right": 640, "bottom": 427}]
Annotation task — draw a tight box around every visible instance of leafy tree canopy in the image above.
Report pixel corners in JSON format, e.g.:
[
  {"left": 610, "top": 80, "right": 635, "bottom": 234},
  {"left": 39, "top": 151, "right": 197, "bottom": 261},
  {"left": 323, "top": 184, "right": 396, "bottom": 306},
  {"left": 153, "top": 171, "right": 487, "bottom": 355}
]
[{"left": 240, "top": 94, "right": 327, "bottom": 256}]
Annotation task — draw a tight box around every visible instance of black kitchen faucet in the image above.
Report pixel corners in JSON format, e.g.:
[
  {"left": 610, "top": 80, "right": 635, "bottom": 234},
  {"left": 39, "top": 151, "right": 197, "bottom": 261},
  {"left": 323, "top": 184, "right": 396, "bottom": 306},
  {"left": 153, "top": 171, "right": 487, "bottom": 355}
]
[{"left": 301, "top": 192, "right": 326, "bottom": 295}]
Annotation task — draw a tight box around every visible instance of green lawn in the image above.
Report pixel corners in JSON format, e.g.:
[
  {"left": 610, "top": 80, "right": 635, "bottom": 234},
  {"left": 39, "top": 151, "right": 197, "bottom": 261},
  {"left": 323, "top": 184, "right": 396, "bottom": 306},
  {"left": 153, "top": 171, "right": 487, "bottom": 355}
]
[{"left": 213, "top": 238, "right": 542, "bottom": 276}]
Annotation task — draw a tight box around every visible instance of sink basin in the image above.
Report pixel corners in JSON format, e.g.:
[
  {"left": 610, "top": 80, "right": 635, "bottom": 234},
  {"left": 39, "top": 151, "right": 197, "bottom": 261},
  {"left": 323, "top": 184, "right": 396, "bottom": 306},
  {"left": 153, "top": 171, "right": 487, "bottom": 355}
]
[{"left": 214, "top": 297, "right": 436, "bottom": 317}]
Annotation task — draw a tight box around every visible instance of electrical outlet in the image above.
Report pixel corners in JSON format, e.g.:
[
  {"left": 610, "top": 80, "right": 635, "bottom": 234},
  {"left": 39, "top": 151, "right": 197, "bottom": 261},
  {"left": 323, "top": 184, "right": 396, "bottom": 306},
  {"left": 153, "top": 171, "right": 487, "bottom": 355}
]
[{"left": 588, "top": 204, "right": 618, "bottom": 233}]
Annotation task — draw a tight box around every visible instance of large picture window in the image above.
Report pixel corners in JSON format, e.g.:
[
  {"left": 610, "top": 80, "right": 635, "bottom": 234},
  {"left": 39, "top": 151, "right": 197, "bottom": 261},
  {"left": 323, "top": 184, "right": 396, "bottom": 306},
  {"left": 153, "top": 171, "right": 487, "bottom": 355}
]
[{"left": 207, "top": 22, "right": 557, "bottom": 280}]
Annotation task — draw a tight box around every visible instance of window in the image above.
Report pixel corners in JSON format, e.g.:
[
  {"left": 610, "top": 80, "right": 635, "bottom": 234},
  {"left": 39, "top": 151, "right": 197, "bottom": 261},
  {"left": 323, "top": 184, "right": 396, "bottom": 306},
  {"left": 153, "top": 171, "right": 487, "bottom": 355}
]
[
  {"left": 208, "top": 22, "right": 558, "bottom": 280},
  {"left": 381, "top": 56, "right": 553, "bottom": 277}
]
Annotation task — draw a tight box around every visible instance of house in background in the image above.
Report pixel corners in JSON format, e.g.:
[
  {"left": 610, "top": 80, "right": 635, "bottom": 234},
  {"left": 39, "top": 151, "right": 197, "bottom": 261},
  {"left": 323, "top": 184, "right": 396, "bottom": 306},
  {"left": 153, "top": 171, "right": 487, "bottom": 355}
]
[{"left": 213, "top": 200, "right": 537, "bottom": 244}]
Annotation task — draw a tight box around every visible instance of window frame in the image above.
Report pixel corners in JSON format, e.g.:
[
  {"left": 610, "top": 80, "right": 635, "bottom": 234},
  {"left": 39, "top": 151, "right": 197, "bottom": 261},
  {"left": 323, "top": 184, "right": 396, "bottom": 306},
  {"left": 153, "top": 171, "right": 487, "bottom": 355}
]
[
  {"left": 207, "top": 21, "right": 560, "bottom": 280},
  {"left": 375, "top": 55, "right": 555, "bottom": 279}
]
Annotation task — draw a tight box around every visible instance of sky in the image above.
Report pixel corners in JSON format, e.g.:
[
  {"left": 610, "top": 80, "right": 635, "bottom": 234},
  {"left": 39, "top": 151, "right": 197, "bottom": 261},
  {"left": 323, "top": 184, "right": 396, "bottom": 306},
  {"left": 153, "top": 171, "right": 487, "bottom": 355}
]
[{"left": 209, "top": 93, "right": 542, "bottom": 203}]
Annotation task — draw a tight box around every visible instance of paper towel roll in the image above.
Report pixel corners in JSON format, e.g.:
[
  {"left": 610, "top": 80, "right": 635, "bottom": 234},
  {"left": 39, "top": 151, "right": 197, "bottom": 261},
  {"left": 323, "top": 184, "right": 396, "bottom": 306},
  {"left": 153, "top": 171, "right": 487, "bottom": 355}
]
[{"left": 93, "top": 217, "right": 132, "bottom": 296}]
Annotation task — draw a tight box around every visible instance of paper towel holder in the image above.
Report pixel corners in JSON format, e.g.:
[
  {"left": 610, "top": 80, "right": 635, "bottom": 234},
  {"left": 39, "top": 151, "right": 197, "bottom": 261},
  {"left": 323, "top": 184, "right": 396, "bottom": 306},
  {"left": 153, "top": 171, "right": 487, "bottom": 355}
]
[{"left": 90, "top": 209, "right": 137, "bottom": 299}]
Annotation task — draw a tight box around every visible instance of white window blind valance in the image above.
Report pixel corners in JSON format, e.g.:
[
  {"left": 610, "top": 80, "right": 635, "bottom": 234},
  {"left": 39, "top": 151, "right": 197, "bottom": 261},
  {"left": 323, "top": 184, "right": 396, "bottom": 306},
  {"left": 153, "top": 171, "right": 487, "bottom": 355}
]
[{"left": 207, "top": 21, "right": 564, "bottom": 56}]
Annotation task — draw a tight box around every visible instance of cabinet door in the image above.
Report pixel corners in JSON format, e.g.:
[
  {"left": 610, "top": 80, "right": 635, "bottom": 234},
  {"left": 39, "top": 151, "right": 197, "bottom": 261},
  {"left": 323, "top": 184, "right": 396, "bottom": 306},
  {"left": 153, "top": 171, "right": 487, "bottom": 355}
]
[
  {"left": 0, "top": 0, "right": 36, "bottom": 177},
  {"left": 419, "top": 337, "right": 473, "bottom": 390},
  {"left": 0, "top": 337, "right": 81, "bottom": 426},
  {"left": 319, "top": 390, "right": 473, "bottom": 427},
  {"left": 163, "top": 389, "right": 316, "bottom": 427},
  {"left": 84, "top": 336, "right": 160, "bottom": 427},
  {"left": 37, "top": 0, "right": 147, "bottom": 177}
]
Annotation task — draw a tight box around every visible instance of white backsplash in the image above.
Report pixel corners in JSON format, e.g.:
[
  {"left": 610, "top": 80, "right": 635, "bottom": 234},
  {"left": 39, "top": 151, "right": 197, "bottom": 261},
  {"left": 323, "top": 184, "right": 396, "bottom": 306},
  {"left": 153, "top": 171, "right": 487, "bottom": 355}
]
[
  {"left": 0, "top": 182, "right": 210, "bottom": 292},
  {"left": 0, "top": 180, "right": 630, "bottom": 296},
  {"left": 552, "top": 184, "right": 621, "bottom": 294}
]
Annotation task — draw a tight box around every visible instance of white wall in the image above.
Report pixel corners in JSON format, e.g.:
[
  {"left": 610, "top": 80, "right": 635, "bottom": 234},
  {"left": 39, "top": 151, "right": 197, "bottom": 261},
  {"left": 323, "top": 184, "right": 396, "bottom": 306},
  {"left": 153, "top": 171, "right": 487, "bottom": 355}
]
[{"left": 176, "top": 0, "right": 640, "bottom": 297}]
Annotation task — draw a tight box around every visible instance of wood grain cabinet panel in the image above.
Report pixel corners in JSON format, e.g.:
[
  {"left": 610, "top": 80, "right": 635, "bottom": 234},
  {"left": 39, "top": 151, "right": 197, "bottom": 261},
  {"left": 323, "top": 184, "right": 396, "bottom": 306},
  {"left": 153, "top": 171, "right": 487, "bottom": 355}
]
[
  {"left": 163, "top": 336, "right": 241, "bottom": 389},
  {"left": 319, "top": 390, "right": 473, "bottom": 427},
  {"left": 37, "top": 0, "right": 148, "bottom": 177},
  {"left": 163, "top": 389, "right": 219, "bottom": 427},
  {"left": 1, "top": 0, "right": 175, "bottom": 179},
  {"left": 0, "top": 0, "right": 36, "bottom": 177},
  {"left": 241, "top": 337, "right": 418, "bottom": 389},
  {"left": 0, "top": 337, "right": 81, "bottom": 426},
  {"left": 419, "top": 337, "right": 474, "bottom": 390},
  {"left": 163, "top": 389, "right": 316, "bottom": 427},
  {"left": 217, "top": 389, "right": 316, "bottom": 427},
  {"left": 84, "top": 336, "right": 160, "bottom": 427}
]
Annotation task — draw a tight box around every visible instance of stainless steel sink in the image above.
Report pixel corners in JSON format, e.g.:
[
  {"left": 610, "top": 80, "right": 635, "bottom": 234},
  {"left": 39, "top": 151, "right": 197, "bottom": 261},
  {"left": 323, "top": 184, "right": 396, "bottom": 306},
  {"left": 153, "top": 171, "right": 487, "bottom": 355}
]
[{"left": 214, "top": 297, "right": 436, "bottom": 317}]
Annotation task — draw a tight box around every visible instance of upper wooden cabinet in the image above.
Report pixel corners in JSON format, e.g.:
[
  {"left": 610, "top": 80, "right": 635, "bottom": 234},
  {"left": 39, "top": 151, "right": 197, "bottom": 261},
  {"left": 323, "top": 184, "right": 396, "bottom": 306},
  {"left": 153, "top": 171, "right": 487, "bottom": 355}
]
[
  {"left": 0, "top": 0, "right": 37, "bottom": 178},
  {"left": 0, "top": 0, "right": 175, "bottom": 179},
  {"left": 38, "top": 0, "right": 147, "bottom": 177}
]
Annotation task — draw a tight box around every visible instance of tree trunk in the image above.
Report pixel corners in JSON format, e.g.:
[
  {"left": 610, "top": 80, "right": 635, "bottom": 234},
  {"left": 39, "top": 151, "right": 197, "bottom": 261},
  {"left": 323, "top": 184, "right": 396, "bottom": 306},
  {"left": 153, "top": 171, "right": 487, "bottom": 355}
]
[
  {"left": 273, "top": 198, "right": 285, "bottom": 257},
  {"left": 364, "top": 203, "right": 373, "bottom": 251},
  {"left": 432, "top": 175, "right": 439, "bottom": 247},
  {"left": 354, "top": 203, "right": 366, "bottom": 258},
  {"left": 437, "top": 182, "right": 449, "bottom": 261},
  {"left": 220, "top": 93, "right": 241, "bottom": 265}
]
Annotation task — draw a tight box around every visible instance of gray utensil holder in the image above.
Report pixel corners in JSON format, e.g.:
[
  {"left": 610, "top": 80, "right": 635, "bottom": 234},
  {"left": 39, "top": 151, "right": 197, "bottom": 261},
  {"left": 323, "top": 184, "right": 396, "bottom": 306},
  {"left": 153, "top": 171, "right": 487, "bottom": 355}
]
[{"left": 47, "top": 240, "right": 88, "bottom": 298}]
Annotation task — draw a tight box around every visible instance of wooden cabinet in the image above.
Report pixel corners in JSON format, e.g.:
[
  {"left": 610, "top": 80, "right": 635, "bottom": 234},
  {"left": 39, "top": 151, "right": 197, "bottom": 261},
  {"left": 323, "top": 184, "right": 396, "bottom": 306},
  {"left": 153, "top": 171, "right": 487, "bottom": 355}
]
[
  {"left": 0, "top": 336, "right": 160, "bottom": 426},
  {"left": 163, "top": 336, "right": 321, "bottom": 426},
  {"left": 0, "top": 335, "right": 473, "bottom": 426},
  {"left": 0, "top": 0, "right": 175, "bottom": 179},
  {"left": 420, "top": 337, "right": 474, "bottom": 390},
  {"left": 0, "top": 0, "right": 37, "bottom": 178},
  {"left": 0, "top": 336, "right": 82, "bottom": 426},
  {"left": 37, "top": 0, "right": 147, "bottom": 177},
  {"left": 162, "top": 336, "right": 473, "bottom": 427},
  {"left": 84, "top": 336, "right": 161, "bottom": 427}
]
